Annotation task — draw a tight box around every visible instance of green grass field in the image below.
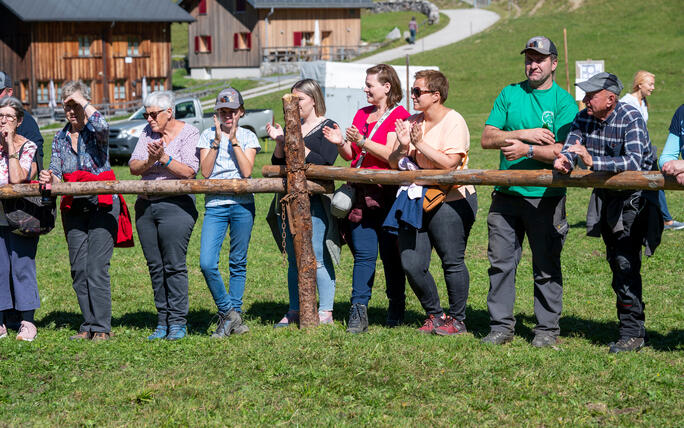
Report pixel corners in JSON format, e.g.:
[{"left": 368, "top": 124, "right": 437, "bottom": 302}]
[{"left": 1, "top": 0, "right": 682, "bottom": 425}]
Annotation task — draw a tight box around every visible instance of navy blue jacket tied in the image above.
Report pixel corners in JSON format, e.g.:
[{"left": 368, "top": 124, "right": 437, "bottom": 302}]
[{"left": 383, "top": 185, "right": 426, "bottom": 234}]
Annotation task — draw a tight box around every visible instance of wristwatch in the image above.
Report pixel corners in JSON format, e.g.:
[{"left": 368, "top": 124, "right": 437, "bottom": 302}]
[
  {"left": 526, "top": 145, "right": 534, "bottom": 159},
  {"left": 8, "top": 152, "right": 20, "bottom": 160},
  {"left": 210, "top": 138, "right": 220, "bottom": 149},
  {"left": 357, "top": 137, "right": 366, "bottom": 148}
]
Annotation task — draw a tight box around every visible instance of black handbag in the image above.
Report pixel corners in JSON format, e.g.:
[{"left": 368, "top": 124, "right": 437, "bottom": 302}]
[{"left": 1, "top": 143, "right": 56, "bottom": 237}]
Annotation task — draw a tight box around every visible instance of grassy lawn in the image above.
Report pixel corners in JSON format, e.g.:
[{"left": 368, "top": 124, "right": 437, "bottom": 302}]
[{"left": 2, "top": 0, "right": 682, "bottom": 425}]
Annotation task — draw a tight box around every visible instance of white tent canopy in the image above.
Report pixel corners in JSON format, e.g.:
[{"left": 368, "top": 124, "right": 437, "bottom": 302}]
[{"left": 300, "top": 61, "right": 439, "bottom": 129}]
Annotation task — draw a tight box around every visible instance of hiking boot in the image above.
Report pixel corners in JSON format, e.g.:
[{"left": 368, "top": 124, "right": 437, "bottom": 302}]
[
  {"left": 274, "top": 310, "right": 299, "bottom": 328},
  {"left": 609, "top": 337, "right": 645, "bottom": 353},
  {"left": 319, "top": 311, "right": 334, "bottom": 325},
  {"left": 346, "top": 303, "right": 368, "bottom": 334},
  {"left": 166, "top": 324, "right": 187, "bottom": 341},
  {"left": 69, "top": 331, "right": 92, "bottom": 341},
  {"left": 147, "top": 325, "right": 168, "bottom": 340},
  {"left": 0, "top": 324, "right": 7, "bottom": 339},
  {"left": 91, "top": 332, "right": 111, "bottom": 342},
  {"left": 531, "top": 334, "right": 558, "bottom": 348},
  {"left": 212, "top": 310, "right": 247, "bottom": 338},
  {"left": 385, "top": 301, "right": 405, "bottom": 328},
  {"left": 418, "top": 314, "right": 446, "bottom": 334},
  {"left": 481, "top": 330, "right": 514, "bottom": 345},
  {"left": 434, "top": 316, "right": 467, "bottom": 336},
  {"left": 16, "top": 321, "right": 37, "bottom": 342}
]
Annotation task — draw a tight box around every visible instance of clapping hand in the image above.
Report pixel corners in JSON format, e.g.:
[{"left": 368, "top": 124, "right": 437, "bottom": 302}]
[
  {"left": 266, "top": 122, "right": 284, "bottom": 141},
  {"left": 147, "top": 140, "right": 164, "bottom": 162},
  {"left": 345, "top": 125, "right": 362, "bottom": 144},
  {"left": 322, "top": 123, "right": 344, "bottom": 146},
  {"left": 394, "top": 119, "right": 411, "bottom": 150}
]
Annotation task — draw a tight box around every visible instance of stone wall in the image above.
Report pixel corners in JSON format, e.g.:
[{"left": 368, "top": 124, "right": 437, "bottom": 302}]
[{"left": 371, "top": 1, "right": 440, "bottom": 24}]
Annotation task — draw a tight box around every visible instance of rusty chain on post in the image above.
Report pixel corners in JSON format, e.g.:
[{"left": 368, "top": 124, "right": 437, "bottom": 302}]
[{"left": 278, "top": 164, "right": 311, "bottom": 266}]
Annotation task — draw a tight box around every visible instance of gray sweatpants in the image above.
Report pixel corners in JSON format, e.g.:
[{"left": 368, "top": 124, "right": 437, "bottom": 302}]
[
  {"left": 63, "top": 198, "right": 119, "bottom": 333},
  {"left": 486, "top": 191, "right": 567, "bottom": 336}
]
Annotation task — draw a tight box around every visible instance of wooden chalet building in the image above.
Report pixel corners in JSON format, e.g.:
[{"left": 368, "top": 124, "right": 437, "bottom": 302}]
[
  {"left": 0, "top": 0, "right": 193, "bottom": 111},
  {"left": 182, "top": 0, "right": 373, "bottom": 79}
]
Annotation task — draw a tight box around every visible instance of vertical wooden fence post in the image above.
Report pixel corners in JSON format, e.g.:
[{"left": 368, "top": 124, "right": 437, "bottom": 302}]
[{"left": 281, "top": 93, "right": 319, "bottom": 328}]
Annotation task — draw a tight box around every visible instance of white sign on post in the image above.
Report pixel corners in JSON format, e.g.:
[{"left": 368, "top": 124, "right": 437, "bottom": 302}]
[{"left": 575, "top": 60, "right": 604, "bottom": 101}]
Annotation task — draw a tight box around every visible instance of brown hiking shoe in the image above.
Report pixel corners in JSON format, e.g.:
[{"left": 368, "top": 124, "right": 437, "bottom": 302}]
[
  {"left": 69, "top": 331, "right": 92, "bottom": 341},
  {"left": 91, "top": 332, "right": 111, "bottom": 342}
]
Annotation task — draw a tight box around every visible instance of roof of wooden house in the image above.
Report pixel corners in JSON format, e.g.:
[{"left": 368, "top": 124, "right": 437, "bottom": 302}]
[{"left": 0, "top": 0, "right": 194, "bottom": 22}]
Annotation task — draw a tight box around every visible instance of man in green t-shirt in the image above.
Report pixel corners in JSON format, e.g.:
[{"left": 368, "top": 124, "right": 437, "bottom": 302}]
[{"left": 480, "top": 36, "right": 579, "bottom": 347}]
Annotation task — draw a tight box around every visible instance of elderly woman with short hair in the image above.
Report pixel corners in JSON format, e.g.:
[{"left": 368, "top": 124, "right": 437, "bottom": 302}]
[
  {"left": 129, "top": 91, "right": 200, "bottom": 341},
  {"left": 39, "top": 80, "right": 122, "bottom": 342},
  {"left": 0, "top": 96, "right": 40, "bottom": 341}
]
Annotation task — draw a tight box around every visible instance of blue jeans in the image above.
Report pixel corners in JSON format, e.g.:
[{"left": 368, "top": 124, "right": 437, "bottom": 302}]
[
  {"left": 279, "top": 196, "right": 336, "bottom": 312},
  {"left": 199, "top": 203, "right": 255, "bottom": 313},
  {"left": 349, "top": 209, "right": 406, "bottom": 308},
  {"left": 658, "top": 190, "right": 672, "bottom": 222}
]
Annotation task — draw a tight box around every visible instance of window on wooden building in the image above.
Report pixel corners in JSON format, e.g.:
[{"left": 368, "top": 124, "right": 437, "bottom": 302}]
[
  {"left": 36, "top": 82, "right": 49, "bottom": 104},
  {"left": 127, "top": 37, "right": 140, "bottom": 56},
  {"left": 235, "top": 0, "right": 246, "bottom": 12},
  {"left": 198, "top": 0, "right": 207, "bottom": 14},
  {"left": 233, "top": 33, "right": 251, "bottom": 51},
  {"left": 146, "top": 78, "right": 166, "bottom": 94},
  {"left": 195, "top": 35, "right": 212, "bottom": 53},
  {"left": 113, "top": 80, "right": 126, "bottom": 100},
  {"left": 20, "top": 81, "right": 28, "bottom": 103},
  {"left": 293, "top": 32, "right": 314, "bottom": 47},
  {"left": 78, "top": 36, "right": 92, "bottom": 56}
]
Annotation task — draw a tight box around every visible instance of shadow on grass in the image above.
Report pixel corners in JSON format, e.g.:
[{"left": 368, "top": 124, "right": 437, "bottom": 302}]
[
  {"left": 37, "top": 309, "right": 214, "bottom": 332},
  {"left": 569, "top": 220, "right": 587, "bottom": 229}
]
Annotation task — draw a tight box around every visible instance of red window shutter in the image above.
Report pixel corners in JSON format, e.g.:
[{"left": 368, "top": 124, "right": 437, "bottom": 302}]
[
  {"left": 198, "top": 0, "right": 207, "bottom": 14},
  {"left": 246, "top": 33, "right": 251, "bottom": 50},
  {"left": 194, "top": 36, "right": 199, "bottom": 53},
  {"left": 233, "top": 33, "right": 238, "bottom": 50},
  {"left": 293, "top": 32, "right": 302, "bottom": 47},
  {"left": 206, "top": 36, "right": 212, "bottom": 52}
]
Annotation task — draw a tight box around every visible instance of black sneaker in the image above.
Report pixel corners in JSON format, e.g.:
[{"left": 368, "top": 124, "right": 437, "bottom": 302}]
[
  {"left": 609, "top": 337, "right": 645, "bottom": 353},
  {"left": 385, "top": 301, "right": 405, "bottom": 328},
  {"left": 481, "top": 330, "right": 514, "bottom": 345},
  {"left": 346, "top": 303, "right": 368, "bottom": 334}
]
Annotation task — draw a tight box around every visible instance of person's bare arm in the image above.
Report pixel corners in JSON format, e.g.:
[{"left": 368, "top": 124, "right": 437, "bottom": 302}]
[{"left": 481, "top": 124, "right": 556, "bottom": 149}]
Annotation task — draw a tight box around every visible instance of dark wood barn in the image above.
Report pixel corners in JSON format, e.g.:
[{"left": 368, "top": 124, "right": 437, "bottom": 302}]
[{"left": 0, "top": 0, "right": 193, "bottom": 111}]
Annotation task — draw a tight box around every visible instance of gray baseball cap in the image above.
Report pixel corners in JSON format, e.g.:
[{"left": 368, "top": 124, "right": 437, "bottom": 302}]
[
  {"left": 520, "top": 36, "right": 558, "bottom": 56},
  {"left": 215, "top": 87, "right": 243, "bottom": 110},
  {"left": 575, "top": 72, "right": 624, "bottom": 95},
  {"left": 0, "top": 71, "right": 11, "bottom": 89}
]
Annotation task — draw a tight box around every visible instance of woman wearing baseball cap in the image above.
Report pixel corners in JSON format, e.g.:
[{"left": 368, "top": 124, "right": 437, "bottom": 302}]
[{"left": 197, "top": 88, "right": 261, "bottom": 338}]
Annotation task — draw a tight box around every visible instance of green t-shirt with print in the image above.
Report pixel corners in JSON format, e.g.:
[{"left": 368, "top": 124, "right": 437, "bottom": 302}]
[{"left": 485, "top": 80, "right": 578, "bottom": 197}]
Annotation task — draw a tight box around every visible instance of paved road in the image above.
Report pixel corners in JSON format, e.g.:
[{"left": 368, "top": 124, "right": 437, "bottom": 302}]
[{"left": 354, "top": 9, "right": 500, "bottom": 65}]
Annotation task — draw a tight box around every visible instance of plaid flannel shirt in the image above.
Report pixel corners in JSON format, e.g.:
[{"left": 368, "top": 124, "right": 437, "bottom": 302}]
[{"left": 561, "top": 102, "right": 657, "bottom": 172}]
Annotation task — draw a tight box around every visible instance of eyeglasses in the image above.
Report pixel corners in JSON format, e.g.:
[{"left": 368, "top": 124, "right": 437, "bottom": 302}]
[
  {"left": 0, "top": 113, "right": 17, "bottom": 121},
  {"left": 143, "top": 110, "right": 166, "bottom": 120},
  {"left": 411, "top": 87, "right": 437, "bottom": 98}
]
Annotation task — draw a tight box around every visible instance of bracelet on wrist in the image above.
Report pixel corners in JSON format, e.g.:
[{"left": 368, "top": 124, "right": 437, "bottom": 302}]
[
  {"left": 83, "top": 102, "right": 91, "bottom": 110},
  {"left": 357, "top": 137, "right": 366, "bottom": 148},
  {"left": 164, "top": 156, "right": 173, "bottom": 167}
]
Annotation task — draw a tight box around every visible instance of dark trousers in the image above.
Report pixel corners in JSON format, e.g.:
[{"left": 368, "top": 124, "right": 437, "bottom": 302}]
[
  {"left": 0, "top": 226, "right": 40, "bottom": 312},
  {"left": 600, "top": 194, "right": 647, "bottom": 338},
  {"left": 399, "top": 193, "right": 477, "bottom": 320},
  {"left": 349, "top": 209, "right": 406, "bottom": 309},
  {"left": 135, "top": 196, "right": 197, "bottom": 327},
  {"left": 486, "top": 192, "right": 567, "bottom": 336},
  {"left": 62, "top": 199, "right": 119, "bottom": 333}
]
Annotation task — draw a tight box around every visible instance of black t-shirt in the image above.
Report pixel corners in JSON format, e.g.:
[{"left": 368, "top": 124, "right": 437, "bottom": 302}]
[{"left": 272, "top": 118, "right": 338, "bottom": 166}]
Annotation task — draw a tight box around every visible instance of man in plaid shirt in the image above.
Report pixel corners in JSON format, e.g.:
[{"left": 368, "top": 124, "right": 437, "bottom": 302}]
[{"left": 555, "top": 72, "right": 663, "bottom": 353}]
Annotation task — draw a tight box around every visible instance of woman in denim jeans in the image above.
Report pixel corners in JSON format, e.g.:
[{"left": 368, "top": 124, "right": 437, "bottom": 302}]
[
  {"left": 129, "top": 91, "right": 200, "bottom": 341},
  {"left": 267, "top": 79, "right": 339, "bottom": 327},
  {"left": 197, "top": 88, "right": 260, "bottom": 338}
]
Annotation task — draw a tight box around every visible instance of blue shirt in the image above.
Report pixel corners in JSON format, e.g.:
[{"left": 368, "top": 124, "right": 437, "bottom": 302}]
[
  {"left": 659, "top": 104, "right": 684, "bottom": 167},
  {"left": 197, "top": 126, "right": 261, "bottom": 207},
  {"left": 49, "top": 111, "right": 111, "bottom": 180},
  {"left": 561, "top": 102, "right": 657, "bottom": 172}
]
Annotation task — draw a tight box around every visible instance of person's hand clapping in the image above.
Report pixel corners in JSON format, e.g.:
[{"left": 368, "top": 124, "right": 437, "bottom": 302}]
[
  {"left": 266, "top": 122, "right": 284, "bottom": 141},
  {"left": 322, "top": 123, "right": 345, "bottom": 146}
]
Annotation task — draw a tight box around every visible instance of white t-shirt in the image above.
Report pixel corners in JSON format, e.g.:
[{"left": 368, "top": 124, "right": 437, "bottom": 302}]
[
  {"left": 620, "top": 93, "right": 649, "bottom": 124},
  {"left": 197, "top": 126, "right": 261, "bottom": 207}
]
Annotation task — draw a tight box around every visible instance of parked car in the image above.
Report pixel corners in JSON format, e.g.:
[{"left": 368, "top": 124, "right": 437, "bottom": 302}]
[{"left": 108, "top": 97, "right": 273, "bottom": 163}]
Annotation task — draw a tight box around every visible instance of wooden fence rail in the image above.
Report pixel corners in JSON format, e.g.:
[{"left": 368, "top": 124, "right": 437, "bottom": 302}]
[
  {"left": 261, "top": 165, "right": 684, "bottom": 192},
  {"left": 0, "top": 178, "right": 334, "bottom": 199}
]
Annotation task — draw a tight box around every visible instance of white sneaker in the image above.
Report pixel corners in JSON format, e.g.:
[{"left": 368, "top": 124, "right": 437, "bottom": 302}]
[
  {"left": 16, "top": 321, "right": 37, "bottom": 342},
  {"left": 0, "top": 324, "right": 7, "bottom": 339}
]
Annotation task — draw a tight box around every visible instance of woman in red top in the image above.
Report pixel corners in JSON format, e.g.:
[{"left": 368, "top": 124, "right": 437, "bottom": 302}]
[{"left": 323, "top": 64, "right": 410, "bottom": 333}]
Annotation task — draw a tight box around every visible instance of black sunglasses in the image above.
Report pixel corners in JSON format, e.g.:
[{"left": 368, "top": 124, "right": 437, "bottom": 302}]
[
  {"left": 143, "top": 109, "right": 166, "bottom": 120},
  {"left": 411, "top": 87, "right": 437, "bottom": 98}
]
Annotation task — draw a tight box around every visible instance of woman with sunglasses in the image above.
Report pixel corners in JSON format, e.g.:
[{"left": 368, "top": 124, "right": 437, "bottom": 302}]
[
  {"left": 323, "top": 64, "right": 410, "bottom": 333},
  {"left": 389, "top": 70, "right": 477, "bottom": 336},
  {"left": 267, "top": 79, "right": 339, "bottom": 327},
  {"left": 40, "top": 80, "right": 131, "bottom": 342},
  {"left": 0, "top": 96, "right": 40, "bottom": 341},
  {"left": 197, "top": 88, "right": 260, "bottom": 338},
  {"left": 129, "top": 91, "right": 200, "bottom": 341}
]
